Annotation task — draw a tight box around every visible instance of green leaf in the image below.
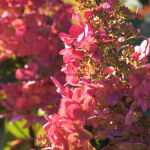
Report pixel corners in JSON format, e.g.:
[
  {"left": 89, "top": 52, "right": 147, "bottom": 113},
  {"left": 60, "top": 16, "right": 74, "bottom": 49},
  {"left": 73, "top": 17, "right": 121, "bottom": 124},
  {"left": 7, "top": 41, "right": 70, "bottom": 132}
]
[
  {"left": 32, "top": 123, "right": 45, "bottom": 137},
  {"left": 5, "top": 118, "right": 29, "bottom": 139}
]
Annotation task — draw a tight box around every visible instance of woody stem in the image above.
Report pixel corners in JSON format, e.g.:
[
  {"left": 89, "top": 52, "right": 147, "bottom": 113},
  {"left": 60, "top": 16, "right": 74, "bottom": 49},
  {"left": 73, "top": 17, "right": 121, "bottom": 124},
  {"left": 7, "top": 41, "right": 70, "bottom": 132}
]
[{"left": 29, "top": 126, "right": 35, "bottom": 149}]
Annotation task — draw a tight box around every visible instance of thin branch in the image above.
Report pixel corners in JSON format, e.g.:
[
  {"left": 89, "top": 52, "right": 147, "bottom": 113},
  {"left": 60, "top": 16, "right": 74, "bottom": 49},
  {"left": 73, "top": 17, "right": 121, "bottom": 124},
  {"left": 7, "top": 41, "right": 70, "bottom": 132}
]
[{"left": 29, "top": 126, "right": 35, "bottom": 149}]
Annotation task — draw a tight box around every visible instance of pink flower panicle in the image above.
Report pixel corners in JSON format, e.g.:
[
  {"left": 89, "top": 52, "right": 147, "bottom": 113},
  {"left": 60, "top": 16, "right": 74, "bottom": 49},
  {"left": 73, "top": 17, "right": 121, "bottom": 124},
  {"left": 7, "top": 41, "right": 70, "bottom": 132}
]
[
  {"left": 0, "top": 0, "right": 72, "bottom": 127},
  {"left": 40, "top": 0, "right": 150, "bottom": 149}
]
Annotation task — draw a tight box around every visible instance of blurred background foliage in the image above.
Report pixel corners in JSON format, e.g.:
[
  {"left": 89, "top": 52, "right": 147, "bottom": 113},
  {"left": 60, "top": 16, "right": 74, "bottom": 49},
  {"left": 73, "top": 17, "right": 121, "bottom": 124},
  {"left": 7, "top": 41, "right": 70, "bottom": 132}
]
[{"left": 0, "top": 0, "right": 150, "bottom": 150}]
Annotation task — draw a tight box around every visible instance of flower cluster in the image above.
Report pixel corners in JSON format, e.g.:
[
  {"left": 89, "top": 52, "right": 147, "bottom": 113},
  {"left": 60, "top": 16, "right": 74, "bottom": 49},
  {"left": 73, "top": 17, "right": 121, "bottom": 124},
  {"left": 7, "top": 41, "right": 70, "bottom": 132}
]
[
  {"left": 0, "top": 0, "right": 72, "bottom": 127},
  {"left": 42, "top": 0, "right": 150, "bottom": 149}
]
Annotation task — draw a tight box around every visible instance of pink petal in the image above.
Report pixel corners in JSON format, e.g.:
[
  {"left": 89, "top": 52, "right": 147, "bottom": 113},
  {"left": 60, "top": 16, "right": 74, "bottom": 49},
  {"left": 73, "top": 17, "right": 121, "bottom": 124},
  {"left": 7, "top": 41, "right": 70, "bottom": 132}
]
[
  {"left": 43, "top": 122, "right": 51, "bottom": 133},
  {"left": 67, "top": 103, "right": 85, "bottom": 121},
  {"left": 77, "top": 32, "right": 84, "bottom": 42},
  {"left": 75, "top": 13, "right": 83, "bottom": 25},
  {"left": 102, "top": 2, "right": 114, "bottom": 11},
  {"left": 106, "top": 92, "right": 122, "bottom": 106},
  {"left": 16, "top": 97, "right": 28, "bottom": 109},
  {"left": 131, "top": 52, "right": 140, "bottom": 59},
  {"left": 84, "top": 24, "right": 89, "bottom": 37},
  {"left": 107, "top": 0, "right": 119, "bottom": 3},
  {"left": 59, "top": 48, "right": 70, "bottom": 55},
  {"left": 140, "top": 40, "right": 147, "bottom": 53},
  {"left": 9, "top": 115, "right": 26, "bottom": 124},
  {"left": 95, "top": 5, "right": 103, "bottom": 11},
  {"left": 68, "top": 133, "right": 78, "bottom": 143},
  {"left": 62, "top": 120, "right": 75, "bottom": 133},
  {"left": 125, "top": 110, "right": 133, "bottom": 125},
  {"left": 139, "top": 53, "right": 145, "bottom": 60},
  {"left": 125, "top": 110, "right": 142, "bottom": 125},
  {"left": 103, "top": 66, "right": 115, "bottom": 75},
  {"left": 88, "top": 43, "right": 99, "bottom": 52},
  {"left": 69, "top": 25, "right": 84, "bottom": 38},
  {"left": 59, "top": 32, "right": 70, "bottom": 42},
  {"left": 72, "top": 51, "right": 83, "bottom": 59},
  {"left": 134, "top": 46, "right": 141, "bottom": 53},
  {"left": 66, "top": 75, "right": 80, "bottom": 84},
  {"left": 11, "top": 18, "right": 24, "bottom": 28},
  {"left": 51, "top": 77, "right": 62, "bottom": 88},
  {"left": 141, "top": 101, "right": 148, "bottom": 112},
  {"left": 15, "top": 68, "right": 32, "bottom": 80},
  {"left": 145, "top": 43, "right": 150, "bottom": 56},
  {"left": 84, "top": 11, "right": 93, "bottom": 20},
  {"left": 72, "top": 88, "right": 83, "bottom": 100}
]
